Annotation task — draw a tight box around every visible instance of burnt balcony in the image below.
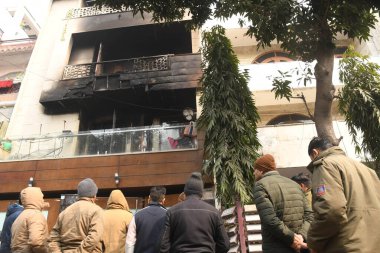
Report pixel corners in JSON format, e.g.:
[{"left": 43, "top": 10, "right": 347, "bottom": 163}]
[
  {"left": 67, "top": 5, "right": 130, "bottom": 19},
  {"left": 40, "top": 53, "right": 202, "bottom": 113},
  {"left": 62, "top": 54, "right": 170, "bottom": 80}
]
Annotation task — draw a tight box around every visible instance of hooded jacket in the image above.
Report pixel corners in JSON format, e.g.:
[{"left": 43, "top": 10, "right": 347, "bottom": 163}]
[
  {"left": 102, "top": 190, "right": 133, "bottom": 253},
  {"left": 0, "top": 203, "right": 24, "bottom": 253},
  {"left": 48, "top": 197, "right": 104, "bottom": 253},
  {"left": 253, "top": 171, "right": 313, "bottom": 253},
  {"left": 307, "top": 146, "right": 380, "bottom": 253},
  {"left": 11, "top": 187, "right": 49, "bottom": 253}
]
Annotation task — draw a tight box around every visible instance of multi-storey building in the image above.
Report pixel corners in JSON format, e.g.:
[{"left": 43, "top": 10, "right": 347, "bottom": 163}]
[
  {"left": 0, "top": 0, "right": 204, "bottom": 229},
  {"left": 0, "top": 0, "right": 49, "bottom": 140},
  {"left": 1, "top": 0, "right": 379, "bottom": 230}
]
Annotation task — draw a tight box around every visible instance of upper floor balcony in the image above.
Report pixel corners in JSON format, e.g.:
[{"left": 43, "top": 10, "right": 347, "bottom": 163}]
[
  {"left": 62, "top": 54, "right": 170, "bottom": 80},
  {"left": 67, "top": 5, "right": 130, "bottom": 19},
  {"left": 64, "top": 5, "right": 192, "bottom": 34},
  {"left": 257, "top": 120, "right": 365, "bottom": 170},
  {"left": 40, "top": 53, "right": 201, "bottom": 113}
]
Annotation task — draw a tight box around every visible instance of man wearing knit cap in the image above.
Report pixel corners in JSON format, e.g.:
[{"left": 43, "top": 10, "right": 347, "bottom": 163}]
[
  {"left": 48, "top": 178, "right": 104, "bottom": 253},
  {"left": 160, "top": 172, "right": 230, "bottom": 253},
  {"left": 253, "top": 154, "right": 313, "bottom": 253}
]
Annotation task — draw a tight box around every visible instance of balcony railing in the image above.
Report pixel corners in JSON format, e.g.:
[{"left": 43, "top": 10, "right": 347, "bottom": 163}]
[
  {"left": 0, "top": 123, "right": 198, "bottom": 161},
  {"left": 62, "top": 55, "right": 170, "bottom": 80},
  {"left": 257, "top": 120, "right": 365, "bottom": 168},
  {"left": 67, "top": 5, "right": 130, "bottom": 19}
]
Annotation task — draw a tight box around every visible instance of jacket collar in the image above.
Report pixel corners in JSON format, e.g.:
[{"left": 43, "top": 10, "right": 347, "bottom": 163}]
[
  {"left": 148, "top": 201, "right": 166, "bottom": 209},
  {"left": 307, "top": 146, "right": 346, "bottom": 172},
  {"left": 78, "top": 197, "right": 96, "bottom": 203},
  {"left": 261, "top": 171, "right": 280, "bottom": 179},
  {"left": 185, "top": 194, "right": 202, "bottom": 200}
]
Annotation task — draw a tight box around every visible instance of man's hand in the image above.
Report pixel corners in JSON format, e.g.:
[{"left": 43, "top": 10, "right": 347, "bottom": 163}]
[{"left": 291, "top": 234, "right": 308, "bottom": 252}]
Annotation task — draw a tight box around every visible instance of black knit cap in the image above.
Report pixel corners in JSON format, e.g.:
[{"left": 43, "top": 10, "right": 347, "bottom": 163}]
[{"left": 184, "top": 172, "right": 204, "bottom": 197}]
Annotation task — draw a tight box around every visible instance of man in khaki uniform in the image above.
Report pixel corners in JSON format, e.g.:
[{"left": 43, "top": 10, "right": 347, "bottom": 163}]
[
  {"left": 11, "top": 187, "right": 49, "bottom": 253},
  {"left": 307, "top": 137, "right": 380, "bottom": 253},
  {"left": 48, "top": 178, "right": 104, "bottom": 253}
]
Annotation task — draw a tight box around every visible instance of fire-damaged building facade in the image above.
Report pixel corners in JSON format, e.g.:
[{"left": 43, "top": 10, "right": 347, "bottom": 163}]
[
  {"left": 0, "top": 0, "right": 206, "bottom": 229},
  {"left": 2, "top": 0, "right": 378, "bottom": 233}
]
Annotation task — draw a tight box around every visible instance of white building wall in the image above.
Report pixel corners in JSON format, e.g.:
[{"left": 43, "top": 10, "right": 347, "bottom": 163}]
[
  {"left": 258, "top": 121, "right": 365, "bottom": 168},
  {"left": 6, "top": 0, "right": 80, "bottom": 138}
]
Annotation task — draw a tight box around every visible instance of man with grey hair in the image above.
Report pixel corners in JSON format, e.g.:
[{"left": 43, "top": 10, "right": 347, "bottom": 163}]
[{"left": 48, "top": 178, "right": 104, "bottom": 253}]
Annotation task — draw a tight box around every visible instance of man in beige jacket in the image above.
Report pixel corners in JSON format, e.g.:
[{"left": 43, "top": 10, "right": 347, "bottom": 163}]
[
  {"left": 102, "top": 189, "right": 133, "bottom": 253},
  {"left": 307, "top": 137, "right": 380, "bottom": 253},
  {"left": 11, "top": 187, "right": 49, "bottom": 253},
  {"left": 48, "top": 178, "right": 104, "bottom": 253}
]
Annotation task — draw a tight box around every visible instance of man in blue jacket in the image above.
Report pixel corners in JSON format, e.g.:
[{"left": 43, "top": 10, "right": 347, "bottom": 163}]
[
  {"left": 126, "top": 186, "right": 167, "bottom": 253},
  {"left": 0, "top": 202, "right": 24, "bottom": 253}
]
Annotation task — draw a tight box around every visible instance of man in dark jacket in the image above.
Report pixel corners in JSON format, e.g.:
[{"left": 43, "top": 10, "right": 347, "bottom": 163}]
[
  {"left": 253, "top": 154, "right": 313, "bottom": 253},
  {"left": 126, "top": 186, "right": 167, "bottom": 253},
  {"left": 160, "top": 172, "right": 230, "bottom": 253},
  {"left": 0, "top": 202, "right": 24, "bottom": 253},
  {"left": 307, "top": 137, "right": 380, "bottom": 253}
]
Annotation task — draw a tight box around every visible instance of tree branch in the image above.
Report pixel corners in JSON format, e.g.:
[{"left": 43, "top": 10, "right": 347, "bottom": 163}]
[{"left": 291, "top": 92, "right": 315, "bottom": 121}]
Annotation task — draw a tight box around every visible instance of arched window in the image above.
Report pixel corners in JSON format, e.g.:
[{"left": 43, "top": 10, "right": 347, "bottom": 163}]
[
  {"left": 266, "top": 113, "right": 312, "bottom": 125},
  {"left": 334, "top": 46, "right": 348, "bottom": 58},
  {"left": 253, "top": 47, "right": 348, "bottom": 63},
  {"left": 253, "top": 51, "right": 296, "bottom": 64}
]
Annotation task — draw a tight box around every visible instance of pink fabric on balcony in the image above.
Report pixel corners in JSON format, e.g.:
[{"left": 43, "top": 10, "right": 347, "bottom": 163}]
[{"left": 0, "top": 80, "right": 13, "bottom": 88}]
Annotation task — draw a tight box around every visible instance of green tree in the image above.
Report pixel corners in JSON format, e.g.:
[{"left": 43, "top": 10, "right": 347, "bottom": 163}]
[
  {"left": 339, "top": 49, "right": 380, "bottom": 175},
  {"left": 94, "top": 0, "right": 380, "bottom": 186},
  {"left": 94, "top": 0, "right": 380, "bottom": 145},
  {"left": 197, "top": 26, "right": 261, "bottom": 205}
]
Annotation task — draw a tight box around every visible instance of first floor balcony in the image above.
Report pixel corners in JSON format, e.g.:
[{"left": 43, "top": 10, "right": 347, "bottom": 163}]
[
  {"left": 0, "top": 123, "right": 203, "bottom": 196},
  {"left": 0, "top": 123, "right": 199, "bottom": 161}
]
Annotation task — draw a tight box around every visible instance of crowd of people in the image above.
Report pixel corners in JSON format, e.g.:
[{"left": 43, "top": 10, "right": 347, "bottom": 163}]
[
  {"left": 0, "top": 136, "right": 379, "bottom": 253},
  {"left": 253, "top": 137, "right": 380, "bottom": 253}
]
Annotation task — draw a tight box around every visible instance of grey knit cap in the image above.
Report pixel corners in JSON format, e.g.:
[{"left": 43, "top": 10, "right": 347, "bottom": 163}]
[
  {"left": 77, "top": 178, "right": 98, "bottom": 197},
  {"left": 184, "top": 172, "right": 204, "bottom": 197}
]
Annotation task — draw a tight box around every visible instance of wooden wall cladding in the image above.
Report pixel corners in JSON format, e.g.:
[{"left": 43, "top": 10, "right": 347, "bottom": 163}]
[{"left": 0, "top": 147, "right": 204, "bottom": 196}]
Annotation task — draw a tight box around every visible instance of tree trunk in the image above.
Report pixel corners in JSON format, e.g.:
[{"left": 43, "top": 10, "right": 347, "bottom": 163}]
[{"left": 314, "top": 43, "right": 340, "bottom": 145}]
